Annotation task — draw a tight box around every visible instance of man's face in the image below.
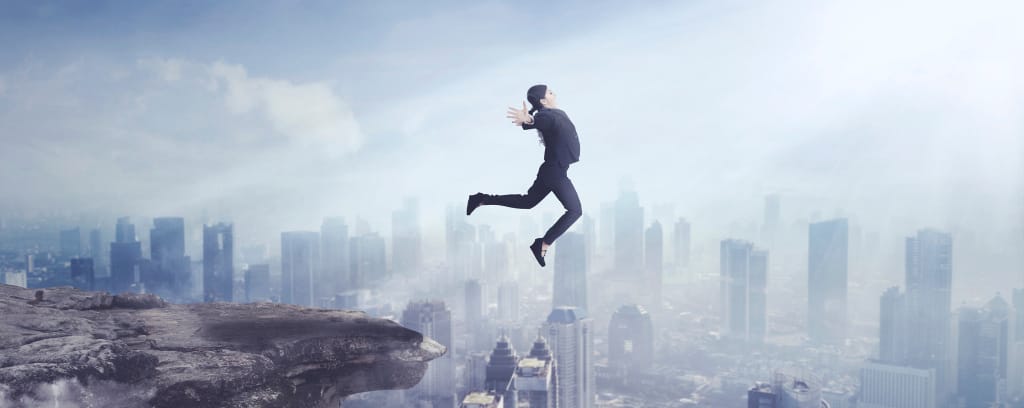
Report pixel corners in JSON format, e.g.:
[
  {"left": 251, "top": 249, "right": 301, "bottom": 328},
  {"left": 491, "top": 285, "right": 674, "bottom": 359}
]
[{"left": 542, "top": 88, "right": 557, "bottom": 107}]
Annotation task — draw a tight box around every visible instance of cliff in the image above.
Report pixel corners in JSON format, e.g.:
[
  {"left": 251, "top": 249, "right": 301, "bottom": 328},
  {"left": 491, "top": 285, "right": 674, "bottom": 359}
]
[{"left": 0, "top": 284, "right": 444, "bottom": 407}]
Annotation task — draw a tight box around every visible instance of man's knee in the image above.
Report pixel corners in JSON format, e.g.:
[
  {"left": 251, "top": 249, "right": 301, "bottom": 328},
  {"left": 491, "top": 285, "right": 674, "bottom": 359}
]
[
  {"left": 567, "top": 207, "right": 582, "bottom": 220},
  {"left": 525, "top": 187, "right": 550, "bottom": 207}
]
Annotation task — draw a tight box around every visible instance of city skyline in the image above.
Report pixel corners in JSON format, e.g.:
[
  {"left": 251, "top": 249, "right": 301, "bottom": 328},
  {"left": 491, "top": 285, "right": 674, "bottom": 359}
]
[
  {"left": 2, "top": 1, "right": 1023, "bottom": 407},
  {"left": 0, "top": 1, "right": 1020, "bottom": 253}
]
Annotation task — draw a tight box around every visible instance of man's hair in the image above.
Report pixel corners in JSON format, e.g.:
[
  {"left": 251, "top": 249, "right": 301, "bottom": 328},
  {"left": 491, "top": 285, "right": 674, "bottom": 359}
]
[{"left": 527, "top": 84, "right": 547, "bottom": 114}]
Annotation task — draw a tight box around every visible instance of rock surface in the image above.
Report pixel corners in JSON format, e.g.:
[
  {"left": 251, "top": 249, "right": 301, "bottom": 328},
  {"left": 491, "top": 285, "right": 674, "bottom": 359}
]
[{"left": 0, "top": 284, "right": 444, "bottom": 407}]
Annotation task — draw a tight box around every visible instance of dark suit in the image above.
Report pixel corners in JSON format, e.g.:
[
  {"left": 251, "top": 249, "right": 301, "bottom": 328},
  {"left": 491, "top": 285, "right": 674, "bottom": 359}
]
[
  {"left": 523, "top": 107, "right": 581, "bottom": 168},
  {"left": 482, "top": 107, "right": 583, "bottom": 245}
]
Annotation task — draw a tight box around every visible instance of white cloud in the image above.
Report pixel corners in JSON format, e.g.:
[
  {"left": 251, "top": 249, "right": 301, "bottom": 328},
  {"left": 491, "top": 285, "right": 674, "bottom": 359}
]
[
  {"left": 207, "top": 61, "right": 363, "bottom": 157},
  {"left": 137, "top": 57, "right": 183, "bottom": 81}
]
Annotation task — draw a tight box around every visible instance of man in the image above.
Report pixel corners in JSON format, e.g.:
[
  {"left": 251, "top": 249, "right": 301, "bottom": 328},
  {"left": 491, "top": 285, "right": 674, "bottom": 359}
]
[{"left": 466, "top": 84, "right": 582, "bottom": 267}]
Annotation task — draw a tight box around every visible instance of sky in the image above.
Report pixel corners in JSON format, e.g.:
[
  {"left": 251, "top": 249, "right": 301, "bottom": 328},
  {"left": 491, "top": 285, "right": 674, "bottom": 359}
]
[{"left": 0, "top": 0, "right": 1022, "bottom": 267}]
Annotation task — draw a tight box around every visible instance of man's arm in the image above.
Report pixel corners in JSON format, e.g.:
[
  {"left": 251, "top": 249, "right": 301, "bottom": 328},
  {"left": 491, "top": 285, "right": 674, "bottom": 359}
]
[
  {"left": 521, "top": 115, "right": 536, "bottom": 130},
  {"left": 521, "top": 112, "right": 553, "bottom": 132}
]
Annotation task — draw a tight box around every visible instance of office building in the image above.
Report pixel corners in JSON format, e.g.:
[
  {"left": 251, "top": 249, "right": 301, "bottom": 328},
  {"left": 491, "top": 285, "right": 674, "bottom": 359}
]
[
  {"left": 202, "top": 222, "right": 233, "bottom": 302},
  {"left": 281, "top": 231, "right": 320, "bottom": 307},
  {"left": 553, "top": 232, "right": 587, "bottom": 315},
  {"left": 807, "top": 218, "right": 848, "bottom": 344},
  {"left": 545, "top": 306, "right": 594, "bottom": 408}
]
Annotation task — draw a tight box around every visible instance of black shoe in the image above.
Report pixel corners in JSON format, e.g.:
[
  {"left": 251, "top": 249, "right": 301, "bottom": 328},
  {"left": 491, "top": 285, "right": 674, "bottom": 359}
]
[
  {"left": 530, "top": 238, "right": 547, "bottom": 267},
  {"left": 467, "top": 193, "right": 486, "bottom": 216}
]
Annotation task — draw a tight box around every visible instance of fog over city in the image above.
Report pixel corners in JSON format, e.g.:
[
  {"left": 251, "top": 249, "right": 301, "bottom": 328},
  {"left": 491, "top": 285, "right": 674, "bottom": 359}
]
[{"left": 1, "top": 0, "right": 1023, "bottom": 407}]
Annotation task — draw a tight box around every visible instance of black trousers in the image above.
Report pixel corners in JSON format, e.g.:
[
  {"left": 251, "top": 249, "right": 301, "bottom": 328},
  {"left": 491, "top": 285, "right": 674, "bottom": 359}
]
[{"left": 482, "top": 161, "right": 582, "bottom": 244}]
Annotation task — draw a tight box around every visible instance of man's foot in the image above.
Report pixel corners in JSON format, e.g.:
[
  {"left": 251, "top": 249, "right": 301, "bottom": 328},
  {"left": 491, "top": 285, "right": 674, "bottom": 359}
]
[
  {"left": 467, "top": 193, "right": 486, "bottom": 216},
  {"left": 530, "top": 238, "right": 548, "bottom": 267}
]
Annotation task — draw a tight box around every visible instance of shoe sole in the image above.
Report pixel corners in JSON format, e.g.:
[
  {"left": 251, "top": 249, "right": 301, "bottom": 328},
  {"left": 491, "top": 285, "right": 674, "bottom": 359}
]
[{"left": 530, "top": 241, "right": 546, "bottom": 267}]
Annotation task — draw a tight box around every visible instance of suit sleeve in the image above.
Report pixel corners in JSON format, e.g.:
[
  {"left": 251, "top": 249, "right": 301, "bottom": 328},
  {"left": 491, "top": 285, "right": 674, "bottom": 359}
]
[{"left": 521, "top": 112, "right": 555, "bottom": 133}]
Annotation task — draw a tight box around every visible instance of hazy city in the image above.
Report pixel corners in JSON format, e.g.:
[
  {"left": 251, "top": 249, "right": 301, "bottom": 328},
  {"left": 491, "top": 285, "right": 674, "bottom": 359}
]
[{"left": 1, "top": 1, "right": 1023, "bottom": 408}]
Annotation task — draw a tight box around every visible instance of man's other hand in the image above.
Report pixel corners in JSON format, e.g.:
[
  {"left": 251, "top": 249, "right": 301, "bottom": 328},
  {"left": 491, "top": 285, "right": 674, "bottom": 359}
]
[{"left": 506, "top": 101, "right": 532, "bottom": 126}]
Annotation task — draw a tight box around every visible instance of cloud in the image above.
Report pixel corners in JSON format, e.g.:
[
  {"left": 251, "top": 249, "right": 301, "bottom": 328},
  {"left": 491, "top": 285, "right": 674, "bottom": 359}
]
[
  {"left": 207, "top": 61, "right": 363, "bottom": 158},
  {"left": 0, "top": 56, "right": 372, "bottom": 238},
  {"left": 137, "top": 57, "right": 183, "bottom": 81},
  {"left": 133, "top": 58, "right": 365, "bottom": 158}
]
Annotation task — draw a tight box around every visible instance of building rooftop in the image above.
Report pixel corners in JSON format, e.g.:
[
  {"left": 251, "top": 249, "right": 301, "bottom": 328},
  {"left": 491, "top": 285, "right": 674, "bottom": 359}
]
[
  {"left": 461, "top": 391, "right": 501, "bottom": 407},
  {"left": 519, "top": 358, "right": 546, "bottom": 369},
  {"left": 516, "top": 357, "right": 550, "bottom": 379},
  {"left": 547, "top": 306, "right": 585, "bottom": 323}
]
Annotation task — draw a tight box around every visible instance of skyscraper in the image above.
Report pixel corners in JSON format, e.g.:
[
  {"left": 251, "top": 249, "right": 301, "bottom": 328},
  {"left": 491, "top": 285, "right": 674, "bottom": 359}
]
[
  {"left": 748, "top": 382, "right": 776, "bottom": 408},
  {"left": 516, "top": 335, "right": 556, "bottom": 408},
  {"left": 879, "top": 287, "right": 908, "bottom": 364},
  {"left": 321, "top": 217, "right": 349, "bottom": 296},
  {"left": 904, "top": 229, "right": 953, "bottom": 391},
  {"left": 402, "top": 300, "right": 456, "bottom": 406},
  {"left": 448, "top": 204, "right": 477, "bottom": 286},
  {"left": 498, "top": 281, "right": 520, "bottom": 322},
  {"left": 614, "top": 190, "right": 644, "bottom": 277},
  {"left": 392, "top": 197, "right": 422, "bottom": 278},
  {"left": 70, "top": 257, "right": 94, "bottom": 291},
  {"left": 483, "top": 240, "right": 509, "bottom": 285},
  {"left": 599, "top": 201, "right": 615, "bottom": 257},
  {"left": 674, "top": 217, "right": 691, "bottom": 274},
  {"left": 281, "top": 231, "right": 320, "bottom": 307},
  {"left": 151, "top": 218, "right": 185, "bottom": 261},
  {"left": 956, "top": 295, "right": 1012, "bottom": 407},
  {"left": 1011, "top": 289, "right": 1024, "bottom": 398},
  {"left": 466, "top": 279, "right": 484, "bottom": 348},
  {"left": 109, "top": 217, "right": 142, "bottom": 293},
  {"left": 350, "top": 232, "right": 386, "bottom": 289},
  {"left": 545, "top": 306, "right": 594, "bottom": 408},
  {"left": 553, "top": 232, "right": 587, "bottom": 315},
  {"left": 115, "top": 217, "right": 136, "bottom": 243},
  {"left": 748, "top": 249, "right": 768, "bottom": 344},
  {"left": 150, "top": 217, "right": 190, "bottom": 298},
  {"left": 466, "top": 351, "right": 489, "bottom": 392},
  {"left": 1014, "top": 289, "right": 1024, "bottom": 342},
  {"left": 721, "top": 239, "right": 768, "bottom": 344},
  {"left": 485, "top": 336, "right": 519, "bottom": 408},
  {"left": 1014, "top": 289, "right": 1024, "bottom": 343},
  {"left": 202, "top": 222, "right": 233, "bottom": 302},
  {"left": 807, "top": 218, "right": 848, "bottom": 344},
  {"left": 644, "top": 222, "right": 663, "bottom": 312},
  {"left": 608, "top": 304, "right": 654, "bottom": 378},
  {"left": 89, "top": 228, "right": 107, "bottom": 278},
  {"left": 244, "top": 263, "right": 271, "bottom": 302},
  {"left": 579, "top": 214, "right": 595, "bottom": 268}
]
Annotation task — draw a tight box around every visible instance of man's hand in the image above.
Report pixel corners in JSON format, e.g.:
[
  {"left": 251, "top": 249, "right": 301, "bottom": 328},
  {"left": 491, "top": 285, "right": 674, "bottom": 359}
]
[{"left": 506, "top": 101, "right": 533, "bottom": 126}]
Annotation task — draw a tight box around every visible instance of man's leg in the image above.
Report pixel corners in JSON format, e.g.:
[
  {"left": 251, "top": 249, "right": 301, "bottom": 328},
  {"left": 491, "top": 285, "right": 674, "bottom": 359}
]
[
  {"left": 481, "top": 170, "right": 550, "bottom": 209},
  {"left": 541, "top": 166, "right": 583, "bottom": 245}
]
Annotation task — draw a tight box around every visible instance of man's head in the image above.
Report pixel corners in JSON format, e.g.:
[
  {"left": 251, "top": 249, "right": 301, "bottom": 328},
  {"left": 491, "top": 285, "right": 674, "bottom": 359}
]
[{"left": 527, "top": 84, "right": 557, "bottom": 114}]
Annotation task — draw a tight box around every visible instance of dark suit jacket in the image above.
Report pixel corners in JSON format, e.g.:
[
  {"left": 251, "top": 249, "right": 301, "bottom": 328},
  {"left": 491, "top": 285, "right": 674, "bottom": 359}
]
[{"left": 522, "top": 107, "right": 581, "bottom": 168}]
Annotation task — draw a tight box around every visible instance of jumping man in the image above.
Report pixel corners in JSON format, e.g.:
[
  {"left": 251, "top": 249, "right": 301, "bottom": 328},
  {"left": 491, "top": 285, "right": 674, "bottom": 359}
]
[{"left": 466, "top": 84, "right": 582, "bottom": 267}]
